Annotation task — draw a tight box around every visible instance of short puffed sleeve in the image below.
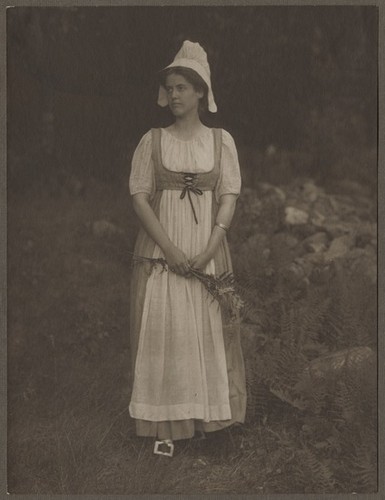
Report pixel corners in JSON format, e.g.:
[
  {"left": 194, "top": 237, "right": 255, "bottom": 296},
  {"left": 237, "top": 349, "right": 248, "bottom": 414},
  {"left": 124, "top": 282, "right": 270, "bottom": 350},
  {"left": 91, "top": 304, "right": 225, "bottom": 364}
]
[
  {"left": 129, "top": 130, "right": 155, "bottom": 198},
  {"left": 215, "top": 129, "right": 242, "bottom": 202}
]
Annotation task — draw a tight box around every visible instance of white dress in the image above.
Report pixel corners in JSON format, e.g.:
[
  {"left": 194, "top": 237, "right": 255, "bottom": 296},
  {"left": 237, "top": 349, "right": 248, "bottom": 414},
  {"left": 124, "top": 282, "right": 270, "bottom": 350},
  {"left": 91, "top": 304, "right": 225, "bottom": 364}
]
[{"left": 128, "top": 127, "right": 242, "bottom": 425}]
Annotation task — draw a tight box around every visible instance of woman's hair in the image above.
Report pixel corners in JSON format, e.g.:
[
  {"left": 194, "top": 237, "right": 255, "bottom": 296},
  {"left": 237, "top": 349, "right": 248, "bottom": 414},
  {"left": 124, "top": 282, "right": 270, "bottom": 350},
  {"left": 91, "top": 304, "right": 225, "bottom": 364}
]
[{"left": 159, "top": 66, "right": 209, "bottom": 116}]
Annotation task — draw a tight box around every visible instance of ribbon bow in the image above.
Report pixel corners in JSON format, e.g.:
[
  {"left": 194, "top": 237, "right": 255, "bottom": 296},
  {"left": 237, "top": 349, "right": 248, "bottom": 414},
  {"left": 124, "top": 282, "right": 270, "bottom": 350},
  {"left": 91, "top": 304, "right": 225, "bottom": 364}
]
[{"left": 180, "top": 173, "right": 203, "bottom": 224}]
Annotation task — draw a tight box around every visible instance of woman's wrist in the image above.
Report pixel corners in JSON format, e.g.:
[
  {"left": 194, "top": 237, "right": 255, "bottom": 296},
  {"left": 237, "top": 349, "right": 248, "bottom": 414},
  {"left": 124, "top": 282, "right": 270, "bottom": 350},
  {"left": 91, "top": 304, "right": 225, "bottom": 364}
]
[
  {"left": 202, "top": 249, "right": 211, "bottom": 260},
  {"left": 215, "top": 221, "right": 230, "bottom": 232},
  {"left": 162, "top": 240, "right": 176, "bottom": 256},
  {"left": 200, "top": 248, "right": 213, "bottom": 263}
]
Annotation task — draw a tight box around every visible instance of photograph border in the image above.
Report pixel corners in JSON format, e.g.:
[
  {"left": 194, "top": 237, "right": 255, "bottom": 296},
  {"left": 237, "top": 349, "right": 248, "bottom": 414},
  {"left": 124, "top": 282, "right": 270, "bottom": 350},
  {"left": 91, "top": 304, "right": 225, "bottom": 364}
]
[{"left": 1, "top": 0, "right": 383, "bottom": 499}]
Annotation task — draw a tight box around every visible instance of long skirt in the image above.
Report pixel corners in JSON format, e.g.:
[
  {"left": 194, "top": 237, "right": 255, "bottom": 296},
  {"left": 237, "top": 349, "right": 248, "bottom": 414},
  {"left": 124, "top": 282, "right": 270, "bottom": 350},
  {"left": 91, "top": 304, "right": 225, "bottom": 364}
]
[{"left": 128, "top": 190, "right": 247, "bottom": 441}]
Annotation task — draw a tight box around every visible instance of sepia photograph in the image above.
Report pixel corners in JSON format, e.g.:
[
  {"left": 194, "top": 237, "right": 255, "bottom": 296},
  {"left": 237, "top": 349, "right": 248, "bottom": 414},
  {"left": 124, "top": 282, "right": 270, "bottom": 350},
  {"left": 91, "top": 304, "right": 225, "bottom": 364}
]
[{"left": 6, "top": 4, "right": 379, "bottom": 495}]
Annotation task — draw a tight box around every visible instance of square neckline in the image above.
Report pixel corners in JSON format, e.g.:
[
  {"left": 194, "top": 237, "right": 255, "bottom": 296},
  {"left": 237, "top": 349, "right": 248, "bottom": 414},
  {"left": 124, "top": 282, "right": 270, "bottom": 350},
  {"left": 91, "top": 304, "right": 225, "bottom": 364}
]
[{"left": 158, "top": 128, "right": 218, "bottom": 175}]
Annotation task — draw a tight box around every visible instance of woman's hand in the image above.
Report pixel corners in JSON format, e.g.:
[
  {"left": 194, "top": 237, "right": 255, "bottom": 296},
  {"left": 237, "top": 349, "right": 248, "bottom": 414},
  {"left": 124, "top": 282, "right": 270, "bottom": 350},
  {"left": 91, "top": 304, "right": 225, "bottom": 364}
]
[
  {"left": 189, "top": 251, "right": 211, "bottom": 272},
  {"left": 164, "top": 245, "right": 190, "bottom": 276}
]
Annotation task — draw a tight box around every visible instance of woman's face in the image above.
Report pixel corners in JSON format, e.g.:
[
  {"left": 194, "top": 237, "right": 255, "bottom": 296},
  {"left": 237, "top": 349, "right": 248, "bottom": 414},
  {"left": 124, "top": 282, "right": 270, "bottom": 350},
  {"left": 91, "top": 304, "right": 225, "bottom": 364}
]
[{"left": 164, "top": 73, "right": 203, "bottom": 118}]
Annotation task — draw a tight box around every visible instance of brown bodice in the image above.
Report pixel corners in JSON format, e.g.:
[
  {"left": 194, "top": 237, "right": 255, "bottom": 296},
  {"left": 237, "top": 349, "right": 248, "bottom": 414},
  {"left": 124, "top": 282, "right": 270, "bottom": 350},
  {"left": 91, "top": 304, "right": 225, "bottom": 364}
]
[{"left": 151, "top": 128, "right": 222, "bottom": 223}]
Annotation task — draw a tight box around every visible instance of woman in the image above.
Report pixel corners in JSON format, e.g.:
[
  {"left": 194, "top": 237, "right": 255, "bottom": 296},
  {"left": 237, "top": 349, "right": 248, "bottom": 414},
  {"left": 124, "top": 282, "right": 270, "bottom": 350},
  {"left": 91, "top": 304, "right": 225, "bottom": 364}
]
[{"left": 128, "top": 40, "right": 246, "bottom": 457}]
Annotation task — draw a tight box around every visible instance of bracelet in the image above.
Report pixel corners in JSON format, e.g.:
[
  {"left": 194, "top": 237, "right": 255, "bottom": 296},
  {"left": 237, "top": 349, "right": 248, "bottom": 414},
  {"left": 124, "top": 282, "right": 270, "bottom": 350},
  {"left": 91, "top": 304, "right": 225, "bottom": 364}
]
[{"left": 215, "top": 222, "right": 230, "bottom": 232}]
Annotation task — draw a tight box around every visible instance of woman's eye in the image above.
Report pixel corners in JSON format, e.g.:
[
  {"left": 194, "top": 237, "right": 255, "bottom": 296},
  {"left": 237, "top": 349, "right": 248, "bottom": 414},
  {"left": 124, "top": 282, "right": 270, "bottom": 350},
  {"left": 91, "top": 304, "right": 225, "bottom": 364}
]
[{"left": 165, "top": 85, "right": 186, "bottom": 93}]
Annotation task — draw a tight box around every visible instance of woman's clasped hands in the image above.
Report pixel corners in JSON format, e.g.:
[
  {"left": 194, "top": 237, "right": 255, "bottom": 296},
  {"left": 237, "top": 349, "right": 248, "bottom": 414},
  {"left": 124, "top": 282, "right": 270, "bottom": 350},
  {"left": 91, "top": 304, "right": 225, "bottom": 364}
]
[
  {"left": 189, "top": 252, "right": 211, "bottom": 273},
  {"left": 164, "top": 244, "right": 210, "bottom": 276}
]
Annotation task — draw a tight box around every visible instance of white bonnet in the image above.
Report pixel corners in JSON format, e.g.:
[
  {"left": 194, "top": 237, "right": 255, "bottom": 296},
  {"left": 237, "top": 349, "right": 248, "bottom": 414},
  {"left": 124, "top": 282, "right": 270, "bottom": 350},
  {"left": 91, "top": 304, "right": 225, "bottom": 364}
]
[{"left": 157, "top": 40, "right": 217, "bottom": 113}]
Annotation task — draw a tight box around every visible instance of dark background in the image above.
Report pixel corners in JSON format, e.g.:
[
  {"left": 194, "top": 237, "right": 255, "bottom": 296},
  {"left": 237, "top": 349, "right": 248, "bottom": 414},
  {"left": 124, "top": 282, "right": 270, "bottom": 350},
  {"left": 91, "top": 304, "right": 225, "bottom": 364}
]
[{"left": 7, "top": 6, "right": 378, "bottom": 187}]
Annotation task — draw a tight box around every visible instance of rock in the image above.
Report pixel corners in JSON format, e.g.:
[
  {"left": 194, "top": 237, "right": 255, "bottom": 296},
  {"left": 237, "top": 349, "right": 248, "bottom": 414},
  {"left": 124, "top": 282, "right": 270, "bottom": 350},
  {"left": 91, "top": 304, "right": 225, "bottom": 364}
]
[
  {"left": 335, "top": 179, "right": 371, "bottom": 198},
  {"left": 281, "top": 262, "right": 310, "bottom": 289},
  {"left": 291, "top": 223, "right": 320, "bottom": 239},
  {"left": 308, "top": 242, "right": 327, "bottom": 253},
  {"left": 285, "top": 196, "right": 311, "bottom": 213},
  {"left": 301, "top": 252, "right": 326, "bottom": 266},
  {"left": 311, "top": 195, "right": 337, "bottom": 221},
  {"left": 331, "top": 193, "right": 373, "bottom": 220},
  {"left": 310, "top": 211, "right": 326, "bottom": 228},
  {"left": 285, "top": 206, "right": 309, "bottom": 225},
  {"left": 323, "top": 220, "right": 356, "bottom": 238},
  {"left": 257, "top": 182, "right": 287, "bottom": 203},
  {"left": 324, "top": 234, "right": 356, "bottom": 262},
  {"left": 92, "top": 219, "right": 124, "bottom": 239},
  {"left": 302, "top": 232, "right": 329, "bottom": 253},
  {"left": 302, "top": 180, "right": 324, "bottom": 203}
]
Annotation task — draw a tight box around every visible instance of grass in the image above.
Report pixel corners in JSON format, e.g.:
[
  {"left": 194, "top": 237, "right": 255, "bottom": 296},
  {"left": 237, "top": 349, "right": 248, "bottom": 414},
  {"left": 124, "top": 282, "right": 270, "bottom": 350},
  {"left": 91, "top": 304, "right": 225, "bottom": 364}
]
[{"left": 7, "top": 175, "right": 377, "bottom": 494}]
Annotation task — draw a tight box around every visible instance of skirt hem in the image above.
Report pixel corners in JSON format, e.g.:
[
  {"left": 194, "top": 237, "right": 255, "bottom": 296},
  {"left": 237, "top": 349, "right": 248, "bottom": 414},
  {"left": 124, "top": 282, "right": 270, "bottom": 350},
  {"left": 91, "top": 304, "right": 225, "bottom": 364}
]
[{"left": 134, "top": 416, "right": 245, "bottom": 441}]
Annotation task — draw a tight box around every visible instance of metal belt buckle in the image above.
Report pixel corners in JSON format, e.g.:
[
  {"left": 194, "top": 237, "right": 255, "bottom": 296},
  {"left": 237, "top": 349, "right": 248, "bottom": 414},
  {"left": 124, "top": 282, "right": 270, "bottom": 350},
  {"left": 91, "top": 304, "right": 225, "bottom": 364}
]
[{"left": 153, "top": 439, "right": 174, "bottom": 457}]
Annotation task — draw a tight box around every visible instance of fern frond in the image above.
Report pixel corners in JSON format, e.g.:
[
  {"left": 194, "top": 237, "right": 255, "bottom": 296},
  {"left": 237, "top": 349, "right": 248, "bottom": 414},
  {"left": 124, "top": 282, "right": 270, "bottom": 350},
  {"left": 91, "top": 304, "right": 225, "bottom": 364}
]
[{"left": 294, "top": 448, "right": 336, "bottom": 491}]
